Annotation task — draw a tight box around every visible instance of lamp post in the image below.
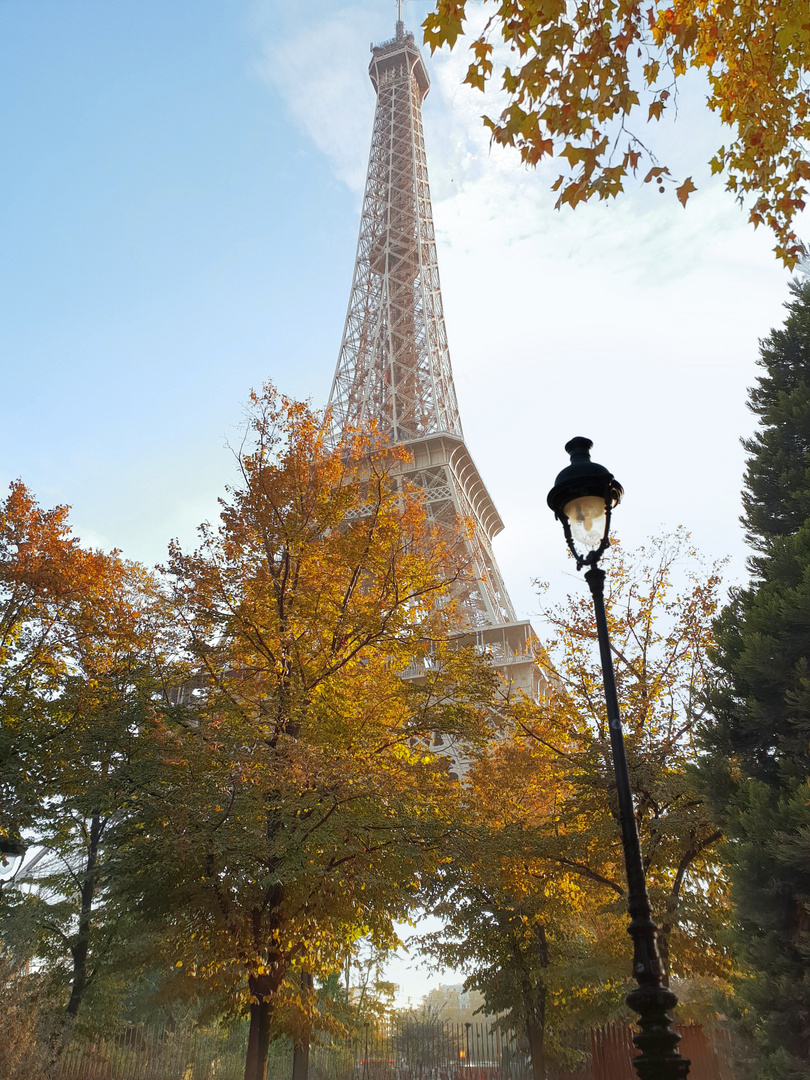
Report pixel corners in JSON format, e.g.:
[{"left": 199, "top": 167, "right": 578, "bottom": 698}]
[{"left": 547, "top": 437, "right": 690, "bottom": 1080}]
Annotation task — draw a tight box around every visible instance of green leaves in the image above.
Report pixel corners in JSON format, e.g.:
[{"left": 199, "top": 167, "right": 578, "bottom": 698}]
[
  {"left": 423, "top": 2, "right": 467, "bottom": 51},
  {"left": 0, "top": 490, "right": 179, "bottom": 1030}
]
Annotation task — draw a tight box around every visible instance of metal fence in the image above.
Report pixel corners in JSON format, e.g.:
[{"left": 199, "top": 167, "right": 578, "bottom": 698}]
[
  {"left": 58, "top": 1024, "right": 253, "bottom": 1080},
  {"left": 57, "top": 1018, "right": 737, "bottom": 1080},
  {"left": 582, "top": 1023, "right": 737, "bottom": 1080}
]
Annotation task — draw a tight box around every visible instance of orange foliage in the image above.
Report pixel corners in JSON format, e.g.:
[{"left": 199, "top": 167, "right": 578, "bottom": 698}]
[{"left": 424, "top": 0, "right": 810, "bottom": 265}]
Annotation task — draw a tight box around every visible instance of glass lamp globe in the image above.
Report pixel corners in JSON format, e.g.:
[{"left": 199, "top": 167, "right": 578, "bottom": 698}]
[
  {"left": 563, "top": 494, "right": 609, "bottom": 554},
  {"left": 547, "top": 437, "right": 623, "bottom": 569}
]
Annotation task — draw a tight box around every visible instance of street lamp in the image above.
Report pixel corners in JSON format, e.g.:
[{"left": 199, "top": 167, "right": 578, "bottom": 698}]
[{"left": 547, "top": 437, "right": 690, "bottom": 1080}]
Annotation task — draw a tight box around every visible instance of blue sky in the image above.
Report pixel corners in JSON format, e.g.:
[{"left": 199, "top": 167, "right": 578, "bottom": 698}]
[
  {"left": 2, "top": 0, "right": 800, "bottom": 615},
  {"left": 2, "top": 0, "right": 360, "bottom": 557},
  {"left": 2, "top": 0, "right": 807, "bottom": 1001}
]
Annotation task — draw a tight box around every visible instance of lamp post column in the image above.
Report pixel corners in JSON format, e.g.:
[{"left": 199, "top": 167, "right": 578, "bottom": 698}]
[
  {"left": 547, "top": 436, "right": 691, "bottom": 1079},
  {"left": 586, "top": 566, "right": 689, "bottom": 1080}
]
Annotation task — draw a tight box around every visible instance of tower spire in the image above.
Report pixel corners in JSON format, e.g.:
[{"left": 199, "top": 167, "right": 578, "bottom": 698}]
[
  {"left": 327, "top": 21, "right": 544, "bottom": 696},
  {"left": 329, "top": 23, "right": 460, "bottom": 446}
]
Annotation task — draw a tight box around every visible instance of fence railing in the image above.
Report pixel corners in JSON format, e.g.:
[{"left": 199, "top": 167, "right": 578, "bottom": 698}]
[
  {"left": 57, "top": 1018, "right": 737, "bottom": 1080},
  {"left": 58, "top": 1023, "right": 253, "bottom": 1080}
]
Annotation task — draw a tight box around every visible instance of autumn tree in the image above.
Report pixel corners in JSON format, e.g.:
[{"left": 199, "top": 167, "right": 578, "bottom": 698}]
[
  {"left": 0, "top": 481, "right": 84, "bottom": 857},
  {"left": 421, "top": 533, "right": 730, "bottom": 1077},
  {"left": 119, "top": 385, "right": 499, "bottom": 1080},
  {"left": 421, "top": 778, "right": 624, "bottom": 1080},
  {"left": 535, "top": 534, "right": 728, "bottom": 982},
  {"left": 0, "top": 485, "right": 177, "bottom": 1032},
  {"left": 701, "top": 279, "right": 810, "bottom": 1078},
  {"left": 424, "top": 0, "right": 810, "bottom": 265}
]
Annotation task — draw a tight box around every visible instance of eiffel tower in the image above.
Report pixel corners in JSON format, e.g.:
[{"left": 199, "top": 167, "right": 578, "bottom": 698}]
[{"left": 328, "top": 11, "right": 542, "bottom": 701}]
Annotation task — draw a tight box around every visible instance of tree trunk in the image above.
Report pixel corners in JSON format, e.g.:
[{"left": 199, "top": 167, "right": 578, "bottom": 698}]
[
  {"left": 292, "top": 1039, "right": 310, "bottom": 1080},
  {"left": 291, "top": 970, "right": 314, "bottom": 1080},
  {"left": 65, "top": 811, "right": 103, "bottom": 1021},
  {"left": 46, "top": 812, "right": 104, "bottom": 1064},
  {"left": 245, "top": 974, "right": 277, "bottom": 1080},
  {"left": 657, "top": 910, "right": 672, "bottom": 985},
  {"left": 522, "top": 923, "right": 549, "bottom": 1080},
  {"left": 244, "top": 838, "right": 287, "bottom": 1080},
  {"left": 525, "top": 1014, "right": 547, "bottom": 1080}
]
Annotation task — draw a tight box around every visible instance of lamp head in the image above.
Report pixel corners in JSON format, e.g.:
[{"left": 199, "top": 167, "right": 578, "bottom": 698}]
[{"left": 547, "top": 437, "right": 623, "bottom": 570}]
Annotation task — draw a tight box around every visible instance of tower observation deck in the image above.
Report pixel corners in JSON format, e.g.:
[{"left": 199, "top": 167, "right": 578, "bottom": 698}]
[{"left": 328, "top": 19, "right": 544, "bottom": 699}]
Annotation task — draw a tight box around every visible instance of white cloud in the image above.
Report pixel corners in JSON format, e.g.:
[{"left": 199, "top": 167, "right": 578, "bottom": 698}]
[
  {"left": 253, "top": 1, "right": 381, "bottom": 192},
  {"left": 249, "top": 0, "right": 804, "bottom": 622}
]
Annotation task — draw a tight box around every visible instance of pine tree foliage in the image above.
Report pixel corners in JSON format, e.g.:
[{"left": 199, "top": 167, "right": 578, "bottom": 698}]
[
  {"left": 703, "top": 279, "right": 810, "bottom": 1078},
  {"left": 743, "top": 282, "right": 810, "bottom": 555}
]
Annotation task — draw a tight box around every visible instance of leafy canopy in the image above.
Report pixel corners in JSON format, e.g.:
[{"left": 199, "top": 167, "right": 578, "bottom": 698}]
[
  {"left": 0, "top": 481, "right": 178, "bottom": 1032},
  {"left": 118, "top": 385, "right": 500, "bottom": 1080},
  {"left": 424, "top": 0, "right": 810, "bottom": 265},
  {"left": 420, "top": 532, "right": 730, "bottom": 1076}
]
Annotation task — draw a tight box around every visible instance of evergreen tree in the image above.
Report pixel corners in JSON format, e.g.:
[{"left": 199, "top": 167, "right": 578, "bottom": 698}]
[{"left": 703, "top": 279, "right": 810, "bottom": 1078}]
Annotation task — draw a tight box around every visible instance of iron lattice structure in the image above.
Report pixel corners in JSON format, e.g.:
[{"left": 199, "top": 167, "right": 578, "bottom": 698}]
[
  {"left": 328, "top": 21, "right": 542, "bottom": 697},
  {"left": 329, "top": 23, "right": 460, "bottom": 446}
]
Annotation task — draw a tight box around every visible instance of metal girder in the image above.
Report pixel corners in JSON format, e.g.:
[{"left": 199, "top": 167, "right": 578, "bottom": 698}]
[{"left": 327, "top": 22, "right": 527, "bottom": 640}]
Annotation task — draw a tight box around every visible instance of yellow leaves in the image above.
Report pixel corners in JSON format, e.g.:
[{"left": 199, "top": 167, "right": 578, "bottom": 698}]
[
  {"left": 561, "top": 142, "right": 588, "bottom": 167},
  {"left": 425, "top": 0, "right": 810, "bottom": 264},
  {"left": 147, "top": 382, "right": 505, "bottom": 1022},
  {"left": 465, "top": 38, "right": 493, "bottom": 91},
  {"left": 423, "top": 2, "right": 467, "bottom": 51},
  {"left": 465, "top": 63, "right": 487, "bottom": 91},
  {"left": 171, "top": 390, "right": 472, "bottom": 725},
  {"left": 502, "top": 65, "right": 520, "bottom": 95},
  {"left": 676, "top": 176, "right": 697, "bottom": 206}
]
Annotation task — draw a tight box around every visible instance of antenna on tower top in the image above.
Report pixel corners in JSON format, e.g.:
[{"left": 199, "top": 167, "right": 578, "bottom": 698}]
[{"left": 396, "top": 0, "right": 405, "bottom": 38}]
